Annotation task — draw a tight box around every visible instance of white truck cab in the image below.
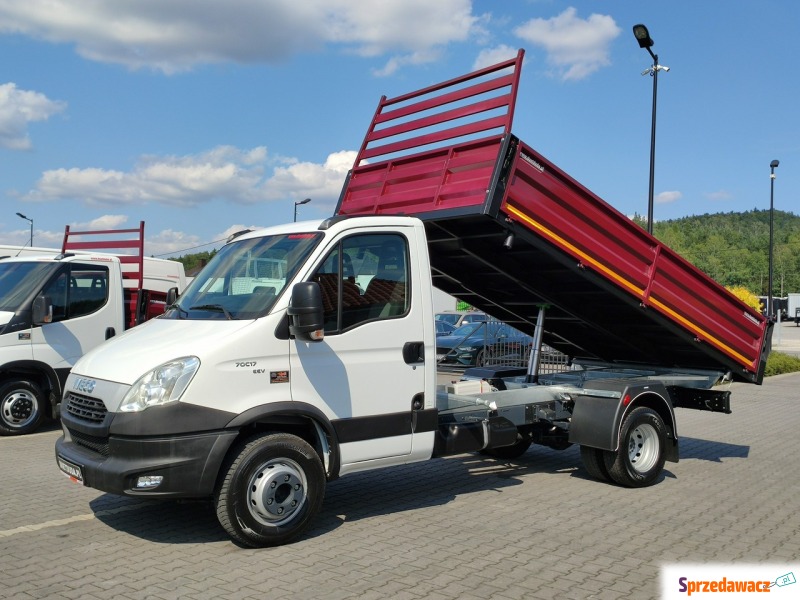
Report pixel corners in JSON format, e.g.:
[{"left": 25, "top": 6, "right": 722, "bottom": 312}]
[
  {"left": 0, "top": 254, "right": 127, "bottom": 434},
  {"left": 56, "top": 216, "right": 438, "bottom": 546},
  {"left": 1, "top": 227, "right": 185, "bottom": 435}
]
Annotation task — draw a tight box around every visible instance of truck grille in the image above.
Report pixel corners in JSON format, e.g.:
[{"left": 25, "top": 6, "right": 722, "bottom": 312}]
[
  {"left": 67, "top": 427, "right": 110, "bottom": 457},
  {"left": 64, "top": 392, "right": 108, "bottom": 424}
]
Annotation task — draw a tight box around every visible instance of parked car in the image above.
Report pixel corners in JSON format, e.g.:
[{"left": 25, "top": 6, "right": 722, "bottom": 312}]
[
  {"left": 435, "top": 310, "right": 487, "bottom": 328},
  {"left": 435, "top": 320, "right": 457, "bottom": 336},
  {"left": 436, "top": 321, "right": 532, "bottom": 367}
]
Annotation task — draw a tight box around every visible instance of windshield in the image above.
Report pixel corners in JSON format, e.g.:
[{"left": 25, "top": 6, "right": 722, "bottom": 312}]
[
  {"left": 165, "top": 232, "right": 322, "bottom": 320},
  {"left": 0, "top": 261, "right": 59, "bottom": 311}
]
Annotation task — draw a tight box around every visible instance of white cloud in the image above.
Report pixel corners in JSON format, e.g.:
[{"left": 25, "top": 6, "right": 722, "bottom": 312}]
[
  {"left": 472, "top": 45, "right": 519, "bottom": 71},
  {"left": 0, "top": 82, "right": 66, "bottom": 149},
  {"left": 513, "top": 7, "right": 620, "bottom": 81},
  {"left": 20, "top": 145, "right": 356, "bottom": 210},
  {"left": 74, "top": 214, "right": 129, "bottom": 230},
  {"left": 267, "top": 150, "right": 356, "bottom": 202},
  {"left": 0, "top": 0, "right": 485, "bottom": 74},
  {"left": 656, "top": 190, "right": 682, "bottom": 204}
]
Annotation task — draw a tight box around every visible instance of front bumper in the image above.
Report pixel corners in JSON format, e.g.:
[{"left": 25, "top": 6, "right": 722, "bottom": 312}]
[{"left": 55, "top": 426, "right": 239, "bottom": 498}]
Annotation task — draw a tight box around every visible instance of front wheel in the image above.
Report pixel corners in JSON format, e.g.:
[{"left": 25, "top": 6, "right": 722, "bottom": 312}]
[
  {"left": 0, "top": 379, "right": 47, "bottom": 436},
  {"left": 603, "top": 407, "right": 666, "bottom": 488},
  {"left": 474, "top": 349, "right": 487, "bottom": 367},
  {"left": 215, "top": 432, "right": 326, "bottom": 548}
]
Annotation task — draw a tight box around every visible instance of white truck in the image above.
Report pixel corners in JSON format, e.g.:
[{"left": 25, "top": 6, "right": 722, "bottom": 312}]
[
  {"left": 788, "top": 293, "right": 800, "bottom": 326},
  {"left": 55, "top": 52, "right": 770, "bottom": 548},
  {"left": 0, "top": 222, "right": 185, "bottom": 435}
]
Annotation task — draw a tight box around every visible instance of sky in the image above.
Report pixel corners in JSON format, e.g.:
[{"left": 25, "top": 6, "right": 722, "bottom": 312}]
[{"left": 1, "top": 0, "right": 797, "bottom": 257}]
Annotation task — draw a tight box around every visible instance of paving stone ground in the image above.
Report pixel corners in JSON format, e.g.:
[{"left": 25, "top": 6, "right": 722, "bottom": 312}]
[{"left": 2, "top": 355, "right": 799, "bottom": 599}]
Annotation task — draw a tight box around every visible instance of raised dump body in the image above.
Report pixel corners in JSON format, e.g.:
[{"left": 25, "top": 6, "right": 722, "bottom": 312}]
[{"left": 336, "top": 49, "right": 771, "bottom": 384}]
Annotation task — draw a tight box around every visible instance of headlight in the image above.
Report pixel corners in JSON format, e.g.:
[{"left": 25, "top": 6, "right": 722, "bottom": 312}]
[{"left": 120, "top": 356, "right": 200, "bottom": 413}]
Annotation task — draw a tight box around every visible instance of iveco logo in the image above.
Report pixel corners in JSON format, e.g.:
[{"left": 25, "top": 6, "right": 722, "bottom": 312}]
[{"left": 73, "top": 378, "right": 96, "bottom": 394}]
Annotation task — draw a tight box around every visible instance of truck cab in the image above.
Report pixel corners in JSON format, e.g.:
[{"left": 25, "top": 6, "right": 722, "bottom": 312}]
[
  {"left": 56, "top": 216, "right": 439, "bottom": 545},
  {"left": 1, "top": 222, "right": 185, "bottom": 435},
  {"left": 0, "top": 254, "right": 125, "bottom": 434}
]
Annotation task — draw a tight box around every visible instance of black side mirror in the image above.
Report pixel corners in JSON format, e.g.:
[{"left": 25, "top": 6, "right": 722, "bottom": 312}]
[
  {"left": 288, "top": 282, "right": 324, "bottom": 342},
  {"left": 166, "top": 286, "right": 179, "bottom": 306},
  {"left": 32, "top": 295, "right": 53, "bottom": 325}
]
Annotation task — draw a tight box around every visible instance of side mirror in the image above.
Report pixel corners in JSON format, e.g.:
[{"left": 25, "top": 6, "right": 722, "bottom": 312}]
[
  {"left": 32, "top": 295, "right": 53, "bottom": 325},
  {"left": 288, "top": 282, "right": 324, "bottom": 342},
  {"left": 166, "top": 287, "right": 179, "bottom": 306}
]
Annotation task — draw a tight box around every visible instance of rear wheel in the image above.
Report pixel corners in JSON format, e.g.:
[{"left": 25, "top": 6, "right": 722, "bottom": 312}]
[
  {"left": 603, "top": 407, "right": 666, "bottom": 488},
  {"left": 580, "top": 445, "right": 612, "bottom": 482},
  {"left": 0, "top": 379, "right": 47, "bottom": 436},
  {"left": 215, "top": 432, "right": 326, "bottom": 548}
]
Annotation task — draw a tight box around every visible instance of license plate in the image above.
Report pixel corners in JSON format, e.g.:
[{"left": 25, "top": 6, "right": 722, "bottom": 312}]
[{"left": 57, "top": 456, "right": 84, "bottom": 485}]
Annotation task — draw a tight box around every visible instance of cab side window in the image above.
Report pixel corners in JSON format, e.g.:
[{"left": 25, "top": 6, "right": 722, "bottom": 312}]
[
  {"left": 69, "top": 267, "right": 109, "bottom": 317},
  {"left": 42, "top": 265, "right": 109, "bottom": 321},
  {"left": 310, "top": 234, "right": 409, "bottom": 333}
]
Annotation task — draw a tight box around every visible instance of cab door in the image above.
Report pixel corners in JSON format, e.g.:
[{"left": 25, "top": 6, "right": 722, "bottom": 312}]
[
  {"left": 289, "top": 231, "right": 427, "bottom": 471},
  {"left": 30, "top": 263, "right": 118, "bottom": 374}
]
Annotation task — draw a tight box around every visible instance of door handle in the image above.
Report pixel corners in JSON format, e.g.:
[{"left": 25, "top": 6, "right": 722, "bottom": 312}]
[{"left": 402, "top": 341, "right": 424, "bottom": 364}]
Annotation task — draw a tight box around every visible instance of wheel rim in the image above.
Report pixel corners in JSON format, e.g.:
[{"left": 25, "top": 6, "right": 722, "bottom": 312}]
[
  {"left": 1, "top": 389, "right": 38, "bottom": 430},
  {"left": 627, "top": 423, "right": 660, "bottom": 473},
  {"left": 246, "top": 458, "right": 308, "bottom": 527}
]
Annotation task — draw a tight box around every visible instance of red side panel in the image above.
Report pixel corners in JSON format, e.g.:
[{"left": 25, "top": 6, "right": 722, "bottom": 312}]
[{"left": 503, "top": 142, "right": 768, "bottom": 376}]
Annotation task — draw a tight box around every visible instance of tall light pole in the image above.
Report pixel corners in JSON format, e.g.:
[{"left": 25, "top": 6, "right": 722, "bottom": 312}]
[
  {"left": 16, "top": 212, "right": 33, "bottom": 247},
  {"left": 294, "top": 197, "right": 311, "bottom": 222},
  {"left": 767, "top": 159, "right": 779, "bottom": 320},
  {"left": 633, "top": 24, "right": 670, "bottom": 235}
]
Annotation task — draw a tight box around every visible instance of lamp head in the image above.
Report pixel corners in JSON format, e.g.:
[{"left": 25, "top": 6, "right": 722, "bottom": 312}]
[
  {"left": 770, "top": 160, "right": 779, "bottom": 169},
  {"left": 633, "top": 24, "right": 654, "bottom": 49}
]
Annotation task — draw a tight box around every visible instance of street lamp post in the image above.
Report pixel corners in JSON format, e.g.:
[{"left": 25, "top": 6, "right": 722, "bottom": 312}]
[
  {"left": 16, "top": 212, "right": 33, "bottom": 247},
  {"left": 767, "top": 159, "right": 779, "bottom": 320},
  {"left": 633, "top": 24, "right": 669, "bottom": 235},
  {"left": 294, "top": 198, "right": 311, "bottom": 222}
]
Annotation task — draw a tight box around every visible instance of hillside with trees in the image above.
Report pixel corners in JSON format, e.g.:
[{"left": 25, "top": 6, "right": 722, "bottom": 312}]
[{"left": 171, "top": 250, "right": 216, "bottom": 277}]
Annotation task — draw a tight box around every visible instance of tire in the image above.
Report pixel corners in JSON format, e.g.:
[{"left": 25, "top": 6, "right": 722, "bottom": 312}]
[
  {"left": 603, "top": 407, "right": 666, "bottom": 488},
  {"left": 580, "top": 445, "right": 612, "bottom": 482},
  {"left": 0, "top": 379, "right": 47, "bottom": 436},
  {"left": 482, "top": 438, "right": 532, "bottom": 459},
  {"left": 215, "top": 432, "right": 326, "bottom": 548},
  {"left": 474, "top": 349, "right": 487, "bottom": 367}
]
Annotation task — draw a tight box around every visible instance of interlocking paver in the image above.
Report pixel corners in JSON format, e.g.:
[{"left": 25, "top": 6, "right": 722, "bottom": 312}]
[{"left": 2, "top": 362, "right": 800, "bottom": 599}]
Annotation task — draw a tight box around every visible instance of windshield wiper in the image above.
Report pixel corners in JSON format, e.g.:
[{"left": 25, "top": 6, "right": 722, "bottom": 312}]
[{"left": 189, "top": 304, "right": 233, "bottom": 320}]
